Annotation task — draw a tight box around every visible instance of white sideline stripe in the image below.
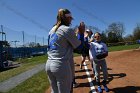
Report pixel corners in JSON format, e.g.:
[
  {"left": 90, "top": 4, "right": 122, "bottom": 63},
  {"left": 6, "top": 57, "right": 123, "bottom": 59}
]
[{"left": 83, "top": 62, "right": 97, "bottom": 93}]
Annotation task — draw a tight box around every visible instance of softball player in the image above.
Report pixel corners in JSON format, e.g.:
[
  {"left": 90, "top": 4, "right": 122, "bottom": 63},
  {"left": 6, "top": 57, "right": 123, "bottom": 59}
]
[
  {"left": 45, "top": 9, "right": 81, "bottom": 93},
  {"left": 89, "top": 32, "right": 109, "bottom": 93}
]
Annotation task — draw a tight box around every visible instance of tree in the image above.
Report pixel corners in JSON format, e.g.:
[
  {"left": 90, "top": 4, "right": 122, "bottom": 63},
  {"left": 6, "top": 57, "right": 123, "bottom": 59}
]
[
  {"left": 124, "top": 34, "right": 134, "bottom": 42},
  {"left": 101, "top": 31, "right": 107, "bottom": 43},
  {"left": 107, "top": 31, "right": 118, "bottom": 43},
  {"left": 107, "top": 22, "right": 125, "bottom": 42},
  {"left": 133, "top": 24, "right": 140, "bottom": 41}
]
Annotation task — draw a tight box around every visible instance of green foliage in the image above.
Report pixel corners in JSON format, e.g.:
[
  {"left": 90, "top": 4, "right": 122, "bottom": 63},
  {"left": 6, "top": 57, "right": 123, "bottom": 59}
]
[
  {"left": 133, "top": 24, "right": 140, "bottom": 40},
  {"left": 124, "top": 23, "right": 140, "bottom": 42},
  {"left": 108, "top": 31, "right": 118, "bottom": 43},
  {"left": 124, "top": 34, "right": 134, "bottom": 41},
  {"left": 101, "top": 31, "right": 107, "bottom": 43},
  {"left": 107, "top": 22, "right": 125, "bottom": 43}
]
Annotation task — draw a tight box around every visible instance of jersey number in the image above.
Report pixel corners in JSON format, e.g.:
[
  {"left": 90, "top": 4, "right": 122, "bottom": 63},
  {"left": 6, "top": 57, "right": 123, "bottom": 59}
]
[{"left": 48, "top": 33, "right": 58, "bottom": 50}]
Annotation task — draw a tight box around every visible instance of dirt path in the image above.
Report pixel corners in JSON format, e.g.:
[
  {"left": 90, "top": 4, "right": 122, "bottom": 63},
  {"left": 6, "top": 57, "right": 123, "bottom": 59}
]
[{"left": 46, "top": 49, "right": 140, "bottom": 93}]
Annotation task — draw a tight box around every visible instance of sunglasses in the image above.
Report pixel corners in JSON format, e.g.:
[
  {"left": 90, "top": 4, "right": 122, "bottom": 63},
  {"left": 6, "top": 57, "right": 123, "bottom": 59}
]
[{"left": 94, "top": 36, "right": 100, "bottom": 38}]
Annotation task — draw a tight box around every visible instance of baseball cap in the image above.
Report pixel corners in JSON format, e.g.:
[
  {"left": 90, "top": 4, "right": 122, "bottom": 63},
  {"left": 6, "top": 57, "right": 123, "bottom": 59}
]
[{"left": 86, "top": 29, "right": 92, "bottom": 32}]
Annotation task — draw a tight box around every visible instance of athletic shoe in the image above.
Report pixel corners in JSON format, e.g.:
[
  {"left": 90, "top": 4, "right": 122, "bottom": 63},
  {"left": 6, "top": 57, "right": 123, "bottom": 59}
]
[
  {"left": 103, "top": 85, "right": 109, "bottom": 92},
  {"left": 97, "top": 86, "right": 102, "bottom": 93}
]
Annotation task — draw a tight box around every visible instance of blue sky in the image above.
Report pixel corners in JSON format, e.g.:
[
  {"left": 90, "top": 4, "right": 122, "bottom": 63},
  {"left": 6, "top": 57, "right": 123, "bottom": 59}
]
[{"left": 0, "top": 0, "right": 140, "bottom": 39}]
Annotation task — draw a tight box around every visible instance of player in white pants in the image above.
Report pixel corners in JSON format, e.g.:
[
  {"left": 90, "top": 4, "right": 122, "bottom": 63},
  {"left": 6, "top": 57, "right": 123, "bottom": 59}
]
[
  {"left": 89, "top": 32, "right": 109, "bottom": 93},
  {"left": 45, "top": 9, "right": 81, "bottom": 93}
]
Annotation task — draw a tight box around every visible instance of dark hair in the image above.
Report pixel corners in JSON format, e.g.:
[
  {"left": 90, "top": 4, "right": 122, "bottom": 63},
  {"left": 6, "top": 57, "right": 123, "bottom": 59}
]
[
  {"left": 88, "top": 29, "right": 93, "bottom": 35},
  {"left": 54, "top": 9, "right": 71, "bottom": 31}
]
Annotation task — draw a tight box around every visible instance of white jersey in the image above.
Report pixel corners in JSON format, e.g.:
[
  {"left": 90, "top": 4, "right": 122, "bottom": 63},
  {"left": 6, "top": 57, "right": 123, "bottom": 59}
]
[
  {"left": 89, "top": 41, "right": 108, "bottom": 60},
  {"left": 47, "top": 25, "right": 81, "bottom": 61}
]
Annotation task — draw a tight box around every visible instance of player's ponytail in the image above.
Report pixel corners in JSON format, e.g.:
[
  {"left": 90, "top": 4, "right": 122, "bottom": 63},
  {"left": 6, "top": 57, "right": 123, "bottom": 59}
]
[{"left": 54, "top": 9, "right": 72, "bottom": 32}]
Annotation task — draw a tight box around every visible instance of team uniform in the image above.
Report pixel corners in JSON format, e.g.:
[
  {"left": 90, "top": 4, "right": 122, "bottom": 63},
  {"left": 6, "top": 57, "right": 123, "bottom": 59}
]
[
  {"left": 89, "top": 41, "right": 108, "bottom": 83},
  {"left": 77, "top": 33, "right": 89, "bottom": 56},
  {"left": 82, "top": 36, "right": 90, "bottom": 57},
  {"left": 46, "top": 25, "right": 81, "bottom": 93}
]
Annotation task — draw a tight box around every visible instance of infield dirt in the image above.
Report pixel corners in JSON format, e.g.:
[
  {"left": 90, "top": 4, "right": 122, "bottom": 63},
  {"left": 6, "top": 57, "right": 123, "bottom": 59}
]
[{"left": 46, "top": 49, "right": 140, "bottom": 93}]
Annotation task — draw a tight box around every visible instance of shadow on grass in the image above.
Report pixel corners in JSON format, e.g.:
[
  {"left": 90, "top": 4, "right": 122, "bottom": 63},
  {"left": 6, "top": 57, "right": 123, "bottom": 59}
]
[{"left": 0, "top": 64, "right": 20, "bottom": 72}]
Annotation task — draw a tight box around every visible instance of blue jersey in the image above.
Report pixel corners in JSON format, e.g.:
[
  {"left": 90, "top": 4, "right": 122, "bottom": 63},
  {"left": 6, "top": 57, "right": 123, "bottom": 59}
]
[{"left": 77, "top": 33, "right": 84, "bottom": 49}]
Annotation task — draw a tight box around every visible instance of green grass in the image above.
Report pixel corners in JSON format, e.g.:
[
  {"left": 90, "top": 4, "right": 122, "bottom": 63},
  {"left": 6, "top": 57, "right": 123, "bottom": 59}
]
[
  {"left": 7, "top": 70, "right": 49, "bottom": 93},
  {"left": 108, "top": 44, "right": 140, "bottom": 52},
  {"left": 0, "top": 55, "right": 47, "bottom": 82}
]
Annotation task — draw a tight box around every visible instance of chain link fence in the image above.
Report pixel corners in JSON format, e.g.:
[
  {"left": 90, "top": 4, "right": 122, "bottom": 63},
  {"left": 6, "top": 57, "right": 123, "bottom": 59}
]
[{"left": 0, "top": 25, "right": 48, "bottom": 61}]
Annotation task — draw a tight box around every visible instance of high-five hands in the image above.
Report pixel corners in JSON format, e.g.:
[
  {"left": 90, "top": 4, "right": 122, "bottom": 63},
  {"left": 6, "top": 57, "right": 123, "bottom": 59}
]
[{"left": 78, "top": 22, "right": 85, "bottom": 34}]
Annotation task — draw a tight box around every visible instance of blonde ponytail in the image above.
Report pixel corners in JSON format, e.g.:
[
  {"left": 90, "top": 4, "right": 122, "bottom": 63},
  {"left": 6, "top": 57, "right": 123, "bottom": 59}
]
[{"left": 54, "top": 9, "right": 71, "bottom": 32}]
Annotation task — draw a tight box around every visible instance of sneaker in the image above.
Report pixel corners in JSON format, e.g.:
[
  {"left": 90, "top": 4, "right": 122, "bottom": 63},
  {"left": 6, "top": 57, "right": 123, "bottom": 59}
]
[
  {"left": 73, "top": 83, "right": 78, "bottom": 88},
  {"left": 103, "top": 85, "right": 109, "bottom": 92},
  {"left": 97, "top": 86, "right": 102, "bottom": 93}
]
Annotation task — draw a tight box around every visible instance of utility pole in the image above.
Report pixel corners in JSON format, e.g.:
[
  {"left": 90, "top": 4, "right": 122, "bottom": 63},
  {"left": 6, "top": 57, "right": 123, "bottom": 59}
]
[
  {"left": 22, "top": 31, "right": 24, "bottom": 47},
  {"left": 1, "top": 25, "right": 3, "bottom": 41},
  {"left": 4, "top": 34, "right": 6, "bottom": 41},
  {"left": 35, "top": 35, "right": 36, "bottom": 45},
  {"left": 0, "top": 25, "right": 6, "bottom": 41},
  {"left": 43, "top": 37, "right": 44, "bottom": 46}
]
